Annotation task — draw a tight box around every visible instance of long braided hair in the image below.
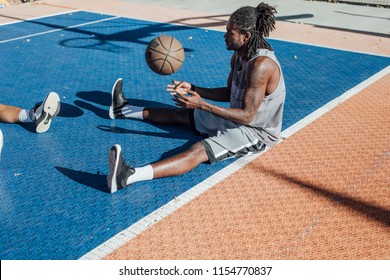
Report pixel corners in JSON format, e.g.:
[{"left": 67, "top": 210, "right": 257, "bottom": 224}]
[{"left": 230, "top": 2, "right": 277, "bottom": 59}]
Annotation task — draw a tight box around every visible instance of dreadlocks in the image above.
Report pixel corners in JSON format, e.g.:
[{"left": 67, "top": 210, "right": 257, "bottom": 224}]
[{"left": 230, "top": 2, "right": 277, "bottom": 59}]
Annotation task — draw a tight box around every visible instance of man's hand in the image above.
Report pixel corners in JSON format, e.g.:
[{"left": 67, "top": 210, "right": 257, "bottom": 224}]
[
  {"left": 173, "top": 88, "right": 206, "bottom": 110},
  {"left": 166, "top": 80, "right": 206, "bottom": 110},
  {"left": 166, "top": 80, "right": 191, "bottom": 96}
]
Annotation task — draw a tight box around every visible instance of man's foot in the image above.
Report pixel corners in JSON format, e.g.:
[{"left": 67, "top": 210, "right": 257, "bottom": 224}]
[
  {"left": 107, "top": 144, "right": 135, "bottom": 193},
  {"left": 30, "top": 92, "right": 61, "bottom": 133},
  {"left": 109, "top": 78, "right": 129, "bottom": 119}
]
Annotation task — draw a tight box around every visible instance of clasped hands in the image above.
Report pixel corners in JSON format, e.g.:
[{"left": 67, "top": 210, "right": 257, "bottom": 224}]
[{"left": 166, "top": 80, "right": 206, "bottom": 110}]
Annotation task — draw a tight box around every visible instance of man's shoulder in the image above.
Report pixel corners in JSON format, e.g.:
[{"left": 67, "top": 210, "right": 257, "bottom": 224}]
[{"left": 249, "top": 55, "right": 277, "bottom": 71}]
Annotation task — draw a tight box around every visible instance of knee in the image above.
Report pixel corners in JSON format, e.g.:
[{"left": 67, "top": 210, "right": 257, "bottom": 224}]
[{"left": 187, "top": 142, "right": 208, "bottom": 163}]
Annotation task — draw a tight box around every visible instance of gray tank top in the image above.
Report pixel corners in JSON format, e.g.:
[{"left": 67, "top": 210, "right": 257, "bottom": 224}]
[{"left": 230, "top": 49, "right": 286, "bottom": 146}]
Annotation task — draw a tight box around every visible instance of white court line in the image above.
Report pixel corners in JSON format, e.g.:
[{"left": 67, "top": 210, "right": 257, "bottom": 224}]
[
  {"left": 0, "top": 14, "right": 120, "bottom": 44},
  {"left": 280, "top": 66, "right": 390, "bottom": 139},
  {"left": 268, "top": 37, "right": 390, "bottom": 58},
  {"left": 80, "top": 65, "right": 390, "bottom": 260},
  {"left": 0, "top": 10, "right": 80, "bottom": 27}
]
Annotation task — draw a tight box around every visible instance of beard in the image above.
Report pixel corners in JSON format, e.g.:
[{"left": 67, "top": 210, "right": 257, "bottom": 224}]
[
  {"left": 225, "top": 40, "right": 247, "bottom": 55},
  {"left": 225, "top": 40, "right": 243, "bottom": 51}
]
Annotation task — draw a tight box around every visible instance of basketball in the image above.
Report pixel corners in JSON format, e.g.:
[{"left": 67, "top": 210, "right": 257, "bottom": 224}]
[{"left": 145, "top": 36, "right": 185, "bottom": 75}]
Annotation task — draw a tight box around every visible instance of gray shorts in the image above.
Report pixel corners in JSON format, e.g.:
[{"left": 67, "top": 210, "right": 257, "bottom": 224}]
[{"left": 193, "top": 109, "right": 267, "bottom": 164}]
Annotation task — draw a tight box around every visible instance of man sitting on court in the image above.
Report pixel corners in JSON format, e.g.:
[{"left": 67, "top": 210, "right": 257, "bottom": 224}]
[{"left": 107, "top": 2, "right": 286, "bottom": 193}]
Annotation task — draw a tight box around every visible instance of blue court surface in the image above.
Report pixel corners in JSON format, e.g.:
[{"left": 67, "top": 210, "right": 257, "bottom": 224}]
[{"left": 0, "top": 11, "right": 389, "bottom": 259}]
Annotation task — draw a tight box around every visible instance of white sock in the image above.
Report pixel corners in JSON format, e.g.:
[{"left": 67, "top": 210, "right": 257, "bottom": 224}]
[
  {"left": 126, "top": 164, "right": 154, "bottom": 185},
  {"left": 18, "top": 109, "right": 32, "bottom": 123},
  {"left": 122, "top": 104, "right": 144, "bottom": 120}
]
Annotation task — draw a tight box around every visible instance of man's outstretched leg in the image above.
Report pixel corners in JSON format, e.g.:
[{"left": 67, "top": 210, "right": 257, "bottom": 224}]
[
  {"left": 107, "top": 78, "right": 208, "bottom": 193},
  {"left": 107, "top": 142, "right": 208, "bottom": 193},
  {"left": 0, "top": 92, "right": 60, "bottom": 133},
  {"left": 109, "top": 78, "right": 192, "bottom": 126}
]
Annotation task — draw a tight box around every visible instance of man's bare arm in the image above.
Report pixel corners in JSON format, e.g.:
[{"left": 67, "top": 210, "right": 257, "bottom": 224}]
[{"left": 174, "top": 56, "right": 274, "bottom": 125}]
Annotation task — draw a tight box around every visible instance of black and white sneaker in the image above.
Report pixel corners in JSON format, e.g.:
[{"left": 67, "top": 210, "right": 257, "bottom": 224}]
[
  {"left": 109, "top": 78, "right": 129, "bottom": 119},
  {"left": 30, "top": 92, "right": 61, "bottom": 133},
  {"left": 107, "top": 144, "right": 135, "bottom": 193}
]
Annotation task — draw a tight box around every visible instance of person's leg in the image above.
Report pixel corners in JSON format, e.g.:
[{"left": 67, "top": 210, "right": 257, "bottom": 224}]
[
  {"left": 109, "top": 78, "right": 192, "bottom": 126},
  {"left": 107, "top": 142, "right": 208, "bottom": 193},
  {"left": 151, "top": 141, "right": 208, "bottom": 178},
  {"left": 0, "top": 92, "right": 60, "bottom": 133},
  {"left": 107, "top": 78, "right": 206, "bottom": 193},
  {"left": 0, "top": 104, "right": 22, "bottom": 123},
  {"left": 143, "top": 107, "right": 192, "bottom": 126}
]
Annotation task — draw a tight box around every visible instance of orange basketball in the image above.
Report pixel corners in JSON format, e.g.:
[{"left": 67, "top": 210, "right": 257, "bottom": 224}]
[{"left": 145, "top": 36, "right": 185, "bottom": 75}]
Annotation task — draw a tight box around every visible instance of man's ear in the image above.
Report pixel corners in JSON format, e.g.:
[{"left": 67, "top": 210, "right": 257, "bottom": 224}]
[{"left": 244, "top": 31, "right": 252, "bottom": 42}]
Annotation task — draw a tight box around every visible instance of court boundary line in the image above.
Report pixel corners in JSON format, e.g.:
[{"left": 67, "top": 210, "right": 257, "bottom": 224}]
[
  {"left": 80, "top": 65, "right": 390, "bottom": 260},
  {"left": 0, "top": 10, "right": 79, "bottom": 27},
  {"left": 0, "top": 13, "right": 120, "bottom": 44},
  {"left": 267, "top": 37, "right": 390, "bottom": 59}
]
